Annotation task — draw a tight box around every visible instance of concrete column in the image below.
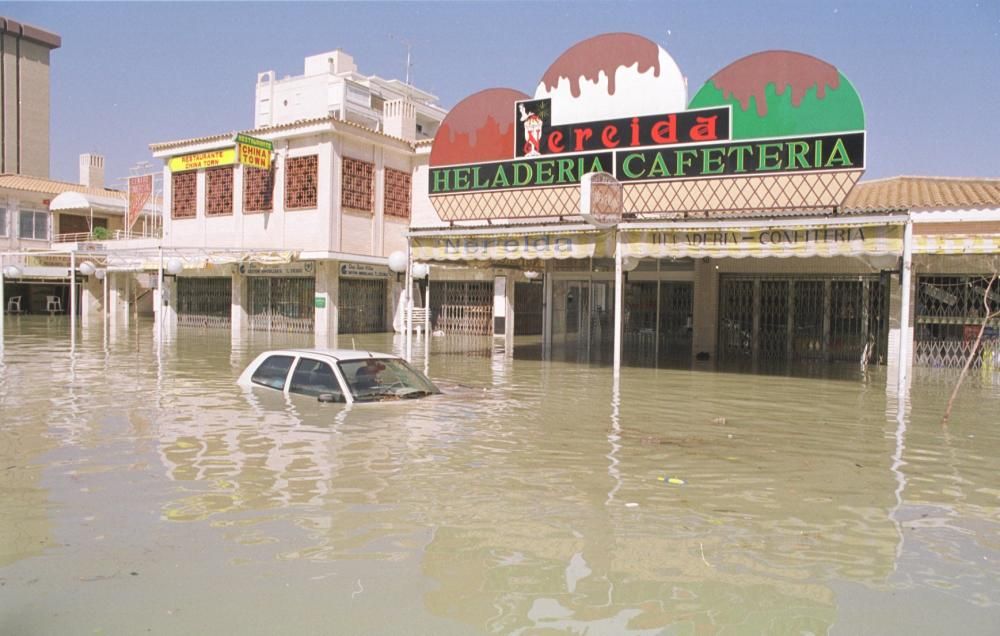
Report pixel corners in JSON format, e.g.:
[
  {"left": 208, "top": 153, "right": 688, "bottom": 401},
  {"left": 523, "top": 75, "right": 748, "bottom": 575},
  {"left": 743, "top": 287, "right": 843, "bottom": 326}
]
[
  {"left": 231, "top": 271, "right": 249, "bottom": 339},
  {"left": 505, "top": 273, "right": 515, "bottom": 355},
  {"left": 164, "top": 276, "right": 178, "bottom": 337},
  {"left": 313, "top": 261, "right": 339, "bottom": 349},
  {"left": 886, "top": 270, "right": 915, "bottom": 382},
  {"left": 109, "top": 273, "right": 121, "bottom": 331},
  {"left": 110, "top": 273, "right": 131, "bottom": 330},
  {"left": 80, "top": 274, "right": 102, "bottom": 328},
  {"left": 691, "top": 258, "right": 719, "bottom": 360}
]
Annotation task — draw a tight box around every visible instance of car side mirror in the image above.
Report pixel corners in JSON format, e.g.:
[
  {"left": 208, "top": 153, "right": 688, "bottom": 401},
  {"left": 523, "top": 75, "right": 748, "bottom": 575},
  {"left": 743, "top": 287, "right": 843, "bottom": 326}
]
[{"left": 317, "top": 392, "right": 344, "bottom": 403}]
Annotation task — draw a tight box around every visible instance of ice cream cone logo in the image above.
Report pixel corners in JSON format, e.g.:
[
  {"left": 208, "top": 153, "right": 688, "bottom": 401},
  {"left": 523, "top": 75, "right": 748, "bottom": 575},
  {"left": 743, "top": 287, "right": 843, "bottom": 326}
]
[{"left": 519, "top": 104, "right": 543, "bottom": 157}]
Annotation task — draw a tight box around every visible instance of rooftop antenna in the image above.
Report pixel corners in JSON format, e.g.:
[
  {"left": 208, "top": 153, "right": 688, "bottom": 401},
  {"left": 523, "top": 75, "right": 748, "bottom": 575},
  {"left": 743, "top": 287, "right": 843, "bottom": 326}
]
[
  {"left": 388, "top": 34, "right": 421, "bottom": 100},
  {"left": 405, "top": 41, "right": 412, "bottom": 88}
]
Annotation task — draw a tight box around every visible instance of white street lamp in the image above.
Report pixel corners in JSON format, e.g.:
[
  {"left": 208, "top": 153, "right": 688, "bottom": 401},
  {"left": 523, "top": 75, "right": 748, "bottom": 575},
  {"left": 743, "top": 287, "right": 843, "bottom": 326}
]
[
  {"left": 79, "top": 261, "right": 97, "bottom": 276},
  {"left": 411, "top": 262, "right": 429, "bottom": 279},
  {"left": 166, "top": 258, "right": 184, "bottom": 275},
  {"left": 387, "top": 250, "right": 408, "bottom": 274}
]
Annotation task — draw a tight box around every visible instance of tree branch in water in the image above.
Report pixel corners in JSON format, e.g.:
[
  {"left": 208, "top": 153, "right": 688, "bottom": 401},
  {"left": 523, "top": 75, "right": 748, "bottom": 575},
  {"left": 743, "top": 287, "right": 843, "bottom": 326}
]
[{"left": 942, "top": 273, "right": 1000, "bottom": 426}]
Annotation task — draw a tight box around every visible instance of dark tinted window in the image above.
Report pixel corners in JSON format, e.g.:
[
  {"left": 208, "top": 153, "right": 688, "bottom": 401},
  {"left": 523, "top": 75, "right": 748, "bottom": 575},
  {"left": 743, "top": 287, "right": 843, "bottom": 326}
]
[
  {"left": 289, "top": 358, "right": 341, "bottom": 398},
  {"left": 250, "top": 355, "right": 294, "bottom": 390}
]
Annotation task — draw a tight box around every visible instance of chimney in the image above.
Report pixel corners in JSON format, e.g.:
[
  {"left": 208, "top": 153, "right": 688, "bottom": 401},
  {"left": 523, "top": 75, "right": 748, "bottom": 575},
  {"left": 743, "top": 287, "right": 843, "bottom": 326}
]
[
  {"left": 79, "top": 153, "right": 105, "bottom": 189},
  {"left": 382, "top": 99, "right": 417, "bottom": 142}
]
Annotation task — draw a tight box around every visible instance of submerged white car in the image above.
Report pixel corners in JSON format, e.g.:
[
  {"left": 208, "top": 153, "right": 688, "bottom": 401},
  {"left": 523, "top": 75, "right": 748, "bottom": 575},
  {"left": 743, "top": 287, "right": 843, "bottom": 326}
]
[{"left": 237, "top": 349, "right": 441, "bottom": 404}]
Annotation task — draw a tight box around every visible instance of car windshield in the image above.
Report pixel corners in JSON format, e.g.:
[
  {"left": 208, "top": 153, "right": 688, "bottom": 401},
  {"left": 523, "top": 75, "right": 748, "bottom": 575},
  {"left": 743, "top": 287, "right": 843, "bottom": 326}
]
[{"left": 338, "top": 358, "right": 440, "bottom": 402}]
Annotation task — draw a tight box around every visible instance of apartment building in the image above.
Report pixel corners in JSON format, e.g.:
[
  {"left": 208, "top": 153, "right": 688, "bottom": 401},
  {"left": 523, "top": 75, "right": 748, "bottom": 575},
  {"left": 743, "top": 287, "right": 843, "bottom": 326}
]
[{"left": 149, "top": 50, "right": 446, "bottom": 342}]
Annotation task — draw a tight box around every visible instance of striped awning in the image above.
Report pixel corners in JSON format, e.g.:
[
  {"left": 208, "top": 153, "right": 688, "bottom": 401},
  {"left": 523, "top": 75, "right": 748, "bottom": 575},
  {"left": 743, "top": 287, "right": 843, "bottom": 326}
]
[
  {"left": 913, "top": 235, "right": 1000, "bottom": 255},
  {"left": 411, "top": 230, "right": 613, "bottom": 261},
  {"left": 621, "top": 223, "right": 905, "bottom": 259}
]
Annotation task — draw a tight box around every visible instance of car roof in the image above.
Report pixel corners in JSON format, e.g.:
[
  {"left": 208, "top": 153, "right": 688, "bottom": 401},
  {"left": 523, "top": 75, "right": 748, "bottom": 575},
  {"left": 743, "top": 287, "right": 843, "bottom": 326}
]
[{"left": 257, "top": 348, "right": 399, "bottom": 362}]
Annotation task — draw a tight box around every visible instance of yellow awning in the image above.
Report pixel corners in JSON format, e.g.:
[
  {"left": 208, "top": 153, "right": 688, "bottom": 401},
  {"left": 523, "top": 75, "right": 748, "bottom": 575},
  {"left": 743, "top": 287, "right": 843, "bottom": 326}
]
[
  {"left": 411, "top": 231, "right": 613, "bottom": 261},
  {"left": 913, "top": 235, "right": 1000, "bottom": 255},
  {"left": 621, "top": 223, "right": 904, "bottom": 259}
]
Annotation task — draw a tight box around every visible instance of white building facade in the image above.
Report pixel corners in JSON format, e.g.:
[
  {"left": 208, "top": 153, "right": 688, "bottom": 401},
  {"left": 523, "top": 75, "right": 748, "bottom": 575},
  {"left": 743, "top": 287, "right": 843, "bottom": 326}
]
[{"left": 149, "top": 50, "right": 447, "bottom": 344}]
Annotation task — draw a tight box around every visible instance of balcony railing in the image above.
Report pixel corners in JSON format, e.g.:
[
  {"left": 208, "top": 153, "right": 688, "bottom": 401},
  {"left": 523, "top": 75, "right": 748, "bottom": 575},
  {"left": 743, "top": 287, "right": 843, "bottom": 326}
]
[{"left": 52, "top": 227, "right": 162, "bottom": 244}]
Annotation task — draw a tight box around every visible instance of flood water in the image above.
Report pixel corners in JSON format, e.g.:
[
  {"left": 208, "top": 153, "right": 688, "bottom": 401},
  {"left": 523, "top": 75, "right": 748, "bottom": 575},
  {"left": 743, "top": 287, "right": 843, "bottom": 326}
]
[{"left": 2, "top": 317, "right": 999, "bottom": 635}]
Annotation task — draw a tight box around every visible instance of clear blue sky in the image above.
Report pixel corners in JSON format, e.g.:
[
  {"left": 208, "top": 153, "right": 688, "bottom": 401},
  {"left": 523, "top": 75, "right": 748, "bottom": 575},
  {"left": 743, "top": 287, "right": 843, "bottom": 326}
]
[{"left": 8, "top": 1, "right": 1000, "bottom": 188}]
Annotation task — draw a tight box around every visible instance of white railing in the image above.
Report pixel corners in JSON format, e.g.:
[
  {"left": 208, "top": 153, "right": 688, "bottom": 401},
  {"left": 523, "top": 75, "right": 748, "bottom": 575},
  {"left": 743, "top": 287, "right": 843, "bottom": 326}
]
[
  {"left": 408, "top": 307, "right": 429, "bottom": 333},
  {"left": 52, "top": 226, "right": 162, "bottom": 244},
  {"left": 52, "top": 232, "right": 93, "bottom": 243}
]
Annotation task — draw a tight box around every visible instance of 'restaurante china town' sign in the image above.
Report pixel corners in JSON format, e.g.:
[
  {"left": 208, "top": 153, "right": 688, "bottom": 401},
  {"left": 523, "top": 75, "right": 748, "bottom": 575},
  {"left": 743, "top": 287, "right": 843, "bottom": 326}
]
[{"left": 428, "top": 33, "right": 866, "bottom": 221}]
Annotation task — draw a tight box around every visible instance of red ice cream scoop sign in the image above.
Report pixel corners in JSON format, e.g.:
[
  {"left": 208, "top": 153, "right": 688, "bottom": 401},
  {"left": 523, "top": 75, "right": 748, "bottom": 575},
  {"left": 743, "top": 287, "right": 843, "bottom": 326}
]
[{"left": 513, "top": 99, "right": 731, "bottom": 159}]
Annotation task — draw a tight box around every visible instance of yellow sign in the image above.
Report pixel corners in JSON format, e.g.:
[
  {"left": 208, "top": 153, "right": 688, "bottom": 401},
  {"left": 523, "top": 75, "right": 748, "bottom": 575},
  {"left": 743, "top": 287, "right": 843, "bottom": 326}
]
[
  {"left": 169, "top": 148, "right": 236, "bottom": 172},
  {"left": 238, "top": 143, "right": 271, "bottom": 170}
]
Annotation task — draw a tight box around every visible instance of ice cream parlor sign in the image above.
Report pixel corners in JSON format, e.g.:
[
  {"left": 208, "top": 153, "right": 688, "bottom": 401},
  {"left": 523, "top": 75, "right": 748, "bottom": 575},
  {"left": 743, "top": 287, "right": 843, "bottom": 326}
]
[{"left": 428, "top": 33, "right": 866, "bottom": 221}]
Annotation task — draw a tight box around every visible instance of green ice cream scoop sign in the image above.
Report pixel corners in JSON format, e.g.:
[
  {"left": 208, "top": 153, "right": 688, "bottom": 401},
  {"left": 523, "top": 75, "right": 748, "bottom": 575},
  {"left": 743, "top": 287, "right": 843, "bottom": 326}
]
[{"left": 688, "top": 51, "right": 865, "bottom": 141}]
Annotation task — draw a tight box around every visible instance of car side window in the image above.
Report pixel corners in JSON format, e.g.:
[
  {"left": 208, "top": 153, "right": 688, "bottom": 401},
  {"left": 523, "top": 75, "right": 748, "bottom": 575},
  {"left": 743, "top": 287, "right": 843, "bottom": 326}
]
[
  {"left": 289, "top": 358, "right": 341, "bottom": 398},
  {"left": 250, "top": 355, "right": 295, "bottom": 390}
]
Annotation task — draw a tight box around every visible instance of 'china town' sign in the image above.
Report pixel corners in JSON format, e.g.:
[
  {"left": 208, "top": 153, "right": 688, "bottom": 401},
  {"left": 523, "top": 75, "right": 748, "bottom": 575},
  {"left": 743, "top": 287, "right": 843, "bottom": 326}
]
[{"left": 428, "top": 34, "right": 865, "bottom": 221}]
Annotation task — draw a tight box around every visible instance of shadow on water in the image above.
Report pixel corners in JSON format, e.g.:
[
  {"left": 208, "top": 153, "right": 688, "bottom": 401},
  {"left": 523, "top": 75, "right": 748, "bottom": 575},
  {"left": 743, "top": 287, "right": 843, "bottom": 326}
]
[{"left": 1, "top": 317, "right": 1000, "bottom": 634}]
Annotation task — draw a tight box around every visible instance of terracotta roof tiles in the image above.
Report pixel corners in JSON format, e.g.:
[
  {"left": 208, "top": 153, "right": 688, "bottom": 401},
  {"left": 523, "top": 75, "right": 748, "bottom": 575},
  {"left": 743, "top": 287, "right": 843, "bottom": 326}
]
[
  {"left": 0, "top": 174, "right": 125, "bottom": 199},
  {"left": 844, "top": 176, "right": 1000, "bottom": 212}
]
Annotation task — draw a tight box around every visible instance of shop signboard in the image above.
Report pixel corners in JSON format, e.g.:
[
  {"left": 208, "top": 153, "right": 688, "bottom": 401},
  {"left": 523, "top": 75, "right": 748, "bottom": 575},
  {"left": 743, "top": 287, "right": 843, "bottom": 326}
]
[
  {"left": 621, "top": 224, "right": 904, "bottom": 259},
  {"left": 237, "top": 261, "right": 315, "bottom": 277},
  {"left": 235, "top": 133, "right": 273, "bottom": 170},
  {"left": 411, "top": 230, "right": 613, "bottom": 262},
  {"left": 127, "top": 174, "right": 153, "bottom": 230},
  {"left": 169, "top": 148, "right": 236, "bottom": 172},
  {"left": 339, "top": 263, "right": 389, "bottom": 278},
  {"left": 428, "top": 34, "right": 866, "bottom": 220}
]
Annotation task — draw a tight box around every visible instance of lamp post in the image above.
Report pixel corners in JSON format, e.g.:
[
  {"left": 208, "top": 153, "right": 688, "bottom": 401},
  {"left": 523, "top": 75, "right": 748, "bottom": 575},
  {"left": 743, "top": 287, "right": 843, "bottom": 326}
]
[
  {"left": 411, "top": 262, "right": 429, "bottom": 339},
  {"left": 388, "top": 250, "right": 410, "bottom": 359}
]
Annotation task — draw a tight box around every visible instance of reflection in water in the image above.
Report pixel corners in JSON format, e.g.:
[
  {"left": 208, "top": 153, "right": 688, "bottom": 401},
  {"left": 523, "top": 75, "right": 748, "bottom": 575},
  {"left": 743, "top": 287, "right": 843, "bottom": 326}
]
[{"left": 1, "top": 318, "right": 999, "bottom": 633}]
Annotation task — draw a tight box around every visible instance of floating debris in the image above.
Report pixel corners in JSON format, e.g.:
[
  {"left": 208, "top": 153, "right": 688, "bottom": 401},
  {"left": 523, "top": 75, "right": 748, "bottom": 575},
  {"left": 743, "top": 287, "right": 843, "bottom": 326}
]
[{"left": 658, "top": 477, "right": 686, "bottom": 485}]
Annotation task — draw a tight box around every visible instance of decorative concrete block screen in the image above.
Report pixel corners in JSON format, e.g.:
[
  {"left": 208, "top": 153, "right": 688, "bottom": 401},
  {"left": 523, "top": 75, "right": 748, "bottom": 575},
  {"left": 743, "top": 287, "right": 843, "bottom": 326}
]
[
  {"left": 205, "top": 166, "right": 234, "bottom": 216},
  {"left": 384, "top": 167, "right": 411, "bottom": 218},
  {"left": 284, "top": 155, "right": 318, "bottom": 210},
  {"left": 243, "top": 166, "right": 274, "bottom": 213},
  {"left": 172, "top": 171, "right": 197, "bottom": 219},
  {"left": 342, "top": 157, "right": 374, "bottom": 212}
]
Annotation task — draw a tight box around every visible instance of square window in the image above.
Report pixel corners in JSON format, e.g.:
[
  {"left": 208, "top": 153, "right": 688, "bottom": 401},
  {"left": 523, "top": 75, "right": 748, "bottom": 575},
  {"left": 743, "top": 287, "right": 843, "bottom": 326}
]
[
  {"left": 206, "top": 166, "right": 234, "bottom": 216},
  {"left": 244, "top": 166, "right": 274, "bottom": 213},
  {"left": 342, "top": 157, "right": 374, "bottom": 212},
  {"left": 172, "top": 172, "right": 197, "bottom": 219},
  {"left": 284, "top": 155, "right": 318, "bottom": 210},
  {"left": 18, "top": 209, "right": 48, "bottom": 240},
  {"left": 384, "top": 168, "right": 411, "bottom": 219}
]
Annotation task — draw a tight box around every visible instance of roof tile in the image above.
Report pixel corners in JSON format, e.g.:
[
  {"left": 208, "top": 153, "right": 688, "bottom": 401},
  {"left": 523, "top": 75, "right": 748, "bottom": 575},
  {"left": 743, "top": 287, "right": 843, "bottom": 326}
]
[
  {"left": 844, "top": 176, "right": 1000, "bottom": 211},
  {"left": 0, "top": 174, "right": 125, "bottom": 199}
]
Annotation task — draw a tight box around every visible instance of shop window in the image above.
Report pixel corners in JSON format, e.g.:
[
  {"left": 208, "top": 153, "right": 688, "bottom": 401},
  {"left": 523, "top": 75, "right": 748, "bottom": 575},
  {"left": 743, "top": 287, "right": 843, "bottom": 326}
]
[
  {"left": 206, "top": 166, "right": 234, "bottom": 216},
  {"left": 172, "top": 172, "right": 197, "bottom": 219},
  {"left": 18, "top": 209, "right": 48, "bottom": 240},
  {"left": 284, "top": 155, "right": 318, "bottom": 210},
  {"left": 0, "top": 207, "right": 7, "bottom": 237},
  {"left": 384, "top": 167, "right": 411, "bottom": 219},
  {"left": 243, "top": 166, "right": 274, "bottom": 213},
  {"left": 342, "top": 157, "right": 374, "bottom": 212}
]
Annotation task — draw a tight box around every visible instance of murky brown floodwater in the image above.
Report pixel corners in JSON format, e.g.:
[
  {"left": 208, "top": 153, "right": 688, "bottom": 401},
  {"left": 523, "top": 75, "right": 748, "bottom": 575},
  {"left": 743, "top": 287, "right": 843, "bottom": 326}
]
[{"left": 1, "top": 317, "right": 999, "bottom": 635}]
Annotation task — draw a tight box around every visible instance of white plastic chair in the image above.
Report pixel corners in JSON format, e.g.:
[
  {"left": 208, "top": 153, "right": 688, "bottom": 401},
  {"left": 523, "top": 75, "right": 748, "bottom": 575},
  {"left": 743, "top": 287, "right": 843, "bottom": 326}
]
[
  {"left": 6, "top": 296, "right": 22, "bottom": 314},
  {"left": 46, "top": 295, "right": 63, "bottom": 314}
]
